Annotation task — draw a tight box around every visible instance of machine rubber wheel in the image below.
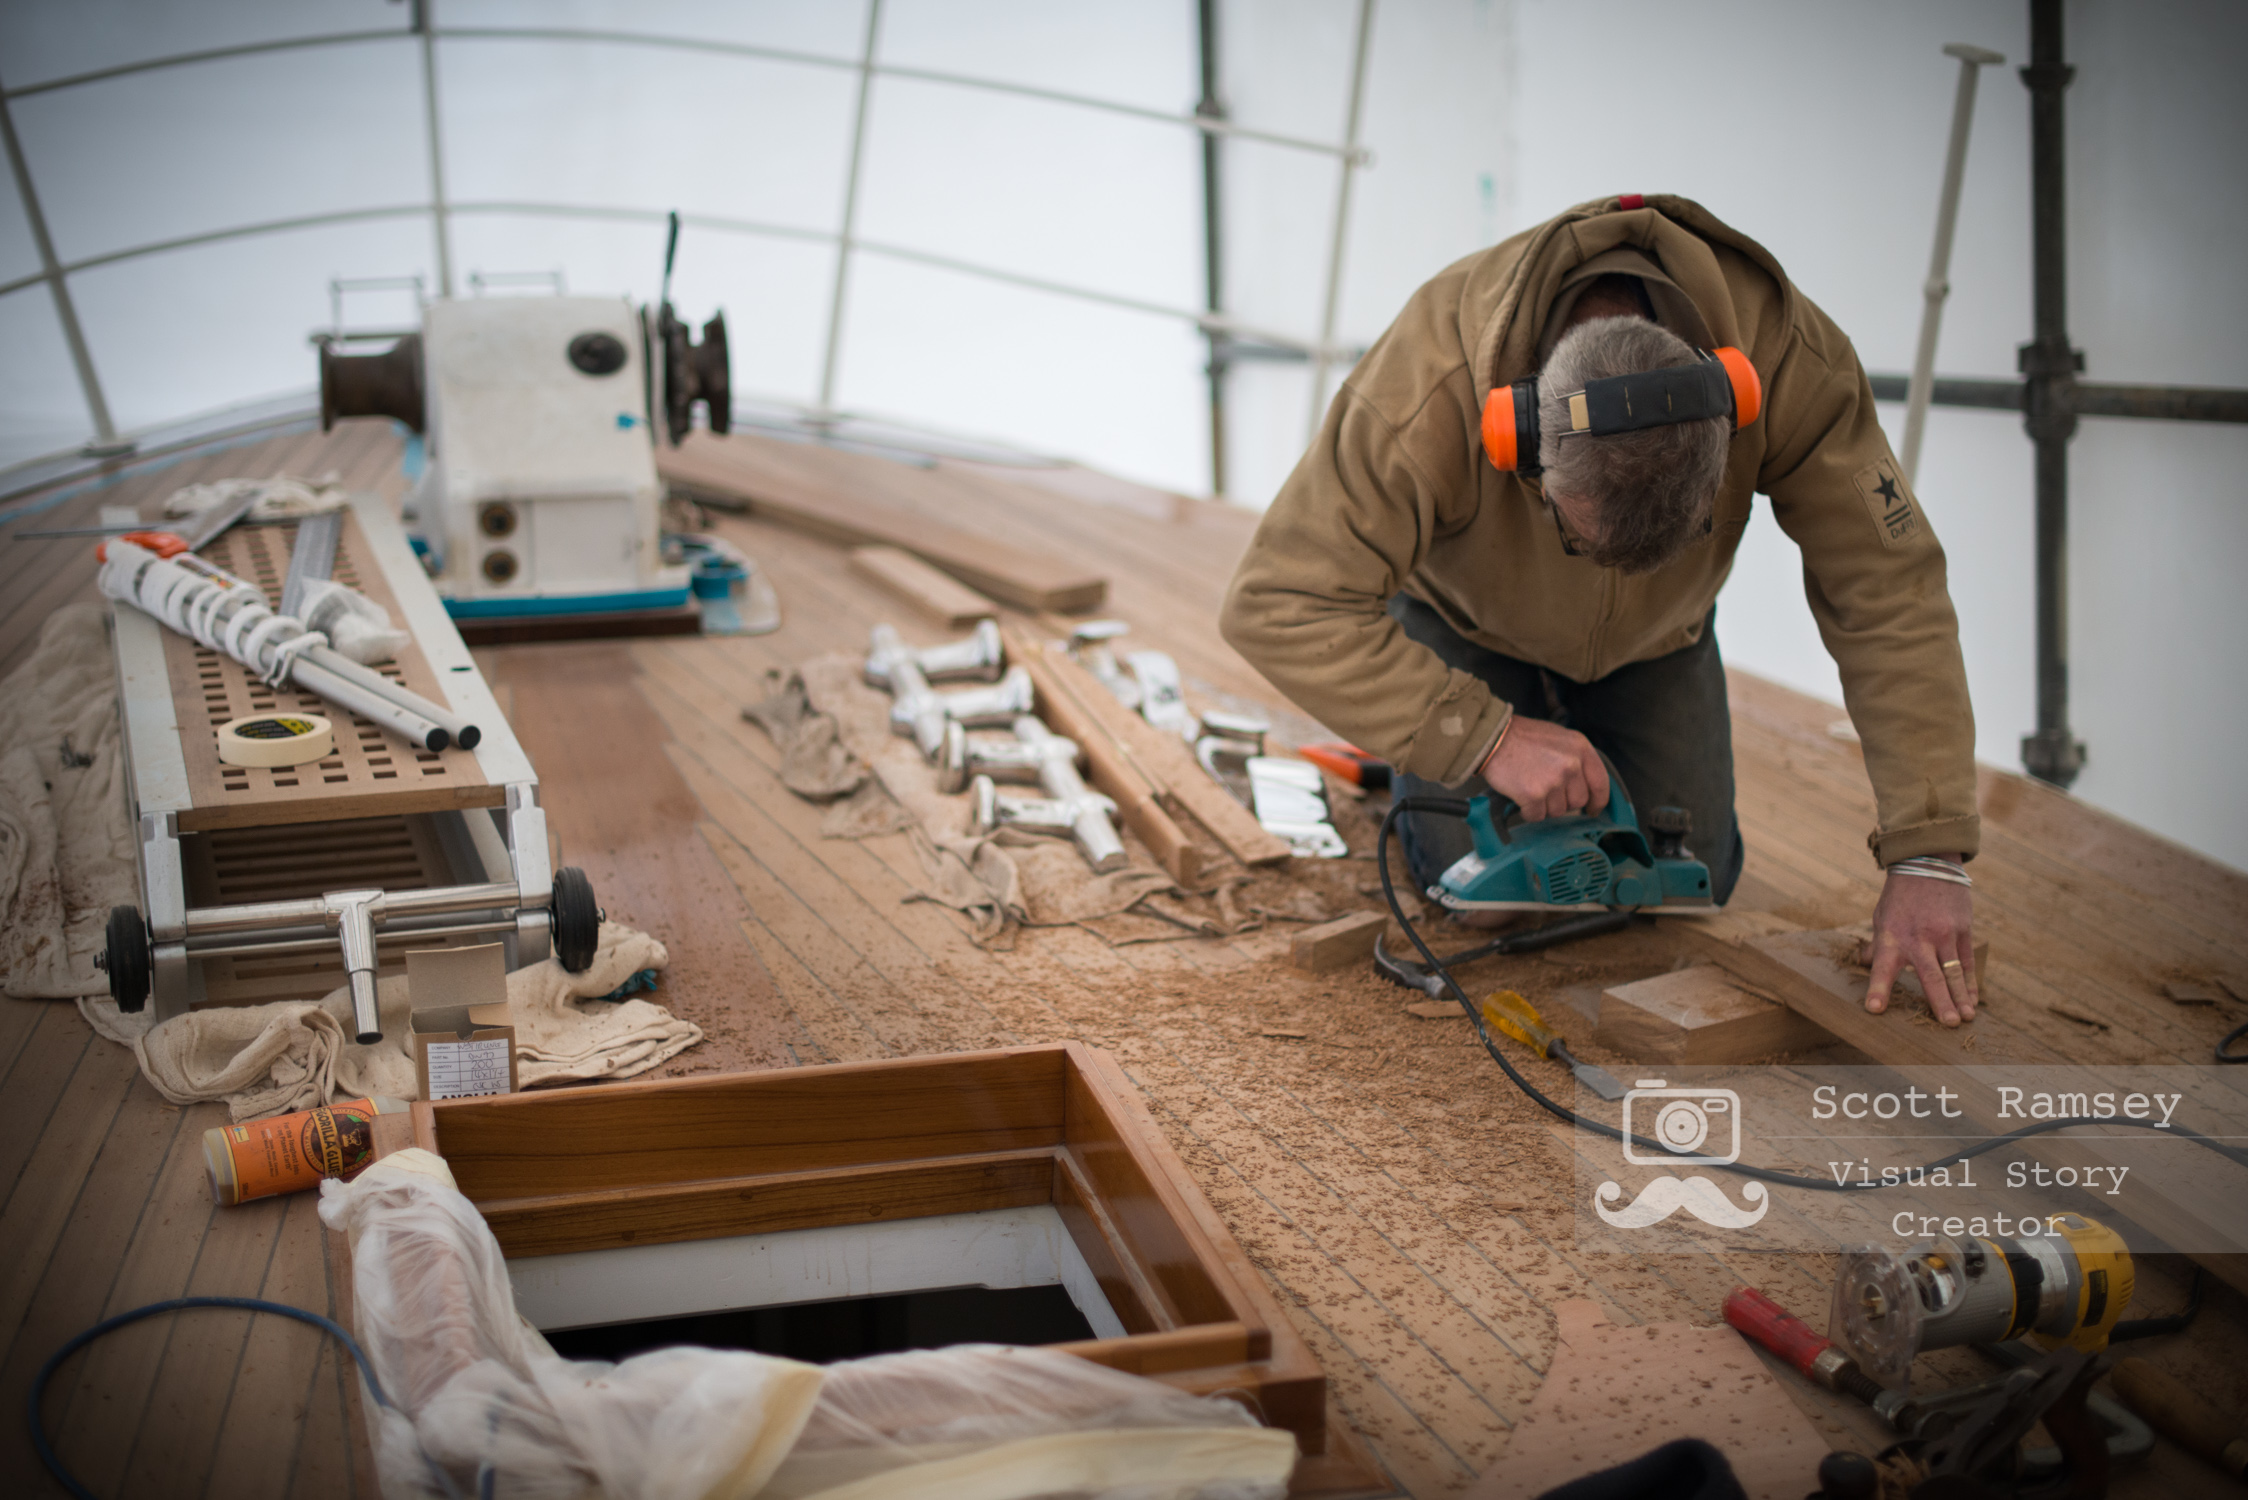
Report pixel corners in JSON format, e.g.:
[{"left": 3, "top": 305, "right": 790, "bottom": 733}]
[
  {"left": 104, "top": 905, "right": 151, "bottom": 1013},
  {"left": 550, "top": 866, "right": 601, "bottom": 974}
]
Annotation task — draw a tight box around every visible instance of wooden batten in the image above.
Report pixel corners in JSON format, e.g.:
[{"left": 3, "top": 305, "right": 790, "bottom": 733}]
[
  {"left": 848, "top": 544, "right": 1000, "bottom": 628},
  {"left": 658, "top": 432, "right": 1107, "bottom": 613},
  {"left": 1002, "top": 624, "right": 1207, "bottom": 886},
  {"left": 410, "top": 1045, "right": 1069, "bottom": 1199},
  {"left": 477, "top": 1150, "right": 1062, "bottom": 1260},
  {"left": 1023, "top": 634, "right": 1294, "bottom": 869}
]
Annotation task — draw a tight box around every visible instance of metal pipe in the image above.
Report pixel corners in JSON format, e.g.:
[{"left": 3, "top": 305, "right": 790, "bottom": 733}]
[
  {"left": 1306, "top": 0, "right": 1376, "bottom": 443},
  {"left": 4, "top": 25, "right": 1366, "bottom": 162},
  {"left": 185, "top": 880, "right": 517, "bottom": 936},
  {"left": 0, "top": 205, "right": 432, "bottom": 294},
  {"left": 382, "top": 880, "right": 521, "bottom": 919},
  {"left": 332, "top": 894, "right": 385, "bottom": 1041},
  {"left": 289, "top": 657, "right": 449, "bottom": 751},
  {"left": 2, "top": 30, "right": 407, "bottom": 100},
  {"left": 0, "top": 79, "right": 125, "bottom": 455},
  {"left": 1902, "top": 44, "right": 2005, "bottom": 484},
  {"left": 818, "top": 0, "right": 883, "bottom": 418},
  {"left": 414, "top": 0, "right": 456, "bottom": 298},
  {"left": 0, "top": 199, "right": 1352, "bottom": 366},
  {"left": 185, "top": 919, "right": 518, "bottom": 960},
  {"left": 301, "top": 643, "right": 480, "bottom": 749},
  {"left": 1870, "top": 372, "right": 2248, "bottom": 422},
  {"left": 1197, "top": 0, "right": 1230, "bottom": 501},
  {"left": 2018, "top": 0, "right": 2085, "bottom": 789}
]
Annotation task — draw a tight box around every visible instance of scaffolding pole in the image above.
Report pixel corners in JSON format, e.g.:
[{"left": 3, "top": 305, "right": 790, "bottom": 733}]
[
  {"left": 0, "top": 80, "right": 126, "bottom": 455},
  {"left": 1305, "top": 0, "right": 1375, "bottom": 444}
]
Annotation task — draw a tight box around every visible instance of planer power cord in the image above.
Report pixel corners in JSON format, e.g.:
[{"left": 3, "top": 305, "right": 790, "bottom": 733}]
[
  {"left": 1376, "top": 796, "right": 2248, "bottom": 1190},
  {"left": 30, "top": 1296, "right": 468, "bottom": 1500}
]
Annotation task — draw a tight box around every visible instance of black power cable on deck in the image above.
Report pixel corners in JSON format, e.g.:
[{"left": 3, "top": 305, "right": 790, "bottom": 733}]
[{"left": 29, "top": 1296, "right": 465, "bottom": 1500}]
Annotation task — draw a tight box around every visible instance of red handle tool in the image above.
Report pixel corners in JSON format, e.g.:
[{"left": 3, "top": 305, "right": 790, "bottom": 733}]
[{"left": 1724, "top": 1285, "right": 1883, "bottom": 1403}]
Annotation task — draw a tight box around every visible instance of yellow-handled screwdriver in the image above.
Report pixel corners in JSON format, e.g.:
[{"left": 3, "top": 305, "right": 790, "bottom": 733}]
[{"left": 1477, "top": 990, "right": 1626, "bottom": 1101}]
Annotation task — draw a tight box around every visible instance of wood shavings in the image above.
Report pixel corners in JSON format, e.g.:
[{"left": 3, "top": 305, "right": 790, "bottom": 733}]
[
  {"left": 1260, "top": 1028, "right": 1307, "bottom": 1040},
  {"left": 2164, "top": 981, "right": 2222, "bottom": 1006},
  {"left": 2049, "top": 1004, "right": 2110, "bottom": 1030},
  {"left": 1404, "top": 1000, "right": 1464, "bottom": 1019}
]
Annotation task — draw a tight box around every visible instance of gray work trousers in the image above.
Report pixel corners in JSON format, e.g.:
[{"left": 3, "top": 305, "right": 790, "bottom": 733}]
[{"left": 1387, "top": 592, "right": 1745, "bottom": 904}]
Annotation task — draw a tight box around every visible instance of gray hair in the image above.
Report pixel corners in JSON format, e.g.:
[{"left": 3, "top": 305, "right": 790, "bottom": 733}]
[{"left": 1537, "top": 316, "right": 1729, "bottom": 574}]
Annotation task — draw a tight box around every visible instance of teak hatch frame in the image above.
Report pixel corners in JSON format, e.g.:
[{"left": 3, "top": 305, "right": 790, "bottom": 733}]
[{"left": 400, "top": 1042, "right": 1350, "bottom": 1468}]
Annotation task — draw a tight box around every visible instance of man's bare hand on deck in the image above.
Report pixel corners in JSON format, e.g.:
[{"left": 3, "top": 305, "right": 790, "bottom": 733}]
[
  {"left": 1481, "top": 717, "right": 1610, "bottom": 821},
  {"left": 1865, "top": 858, "right": 1977, "bottom": 1026}
]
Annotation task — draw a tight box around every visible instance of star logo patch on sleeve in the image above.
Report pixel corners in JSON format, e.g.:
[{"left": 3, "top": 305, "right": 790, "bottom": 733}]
[{"left": 1853, "top": 460, "right": 1921, "bottom": 548}]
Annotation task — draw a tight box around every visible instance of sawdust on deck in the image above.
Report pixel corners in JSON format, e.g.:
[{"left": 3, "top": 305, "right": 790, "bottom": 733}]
[{"left": 3, "top": 420, "right": 2244, "bottom": 1499}]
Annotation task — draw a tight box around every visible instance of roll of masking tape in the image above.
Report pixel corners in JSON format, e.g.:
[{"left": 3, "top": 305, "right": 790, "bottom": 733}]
[{"left": 216, "top": 713, "right": 334, "bottom": 768}]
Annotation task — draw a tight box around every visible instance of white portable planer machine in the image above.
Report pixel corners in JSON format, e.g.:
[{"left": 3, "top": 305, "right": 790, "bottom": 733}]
[{"left": 100, "top": 490, "right": 601, "bottom": 1043}]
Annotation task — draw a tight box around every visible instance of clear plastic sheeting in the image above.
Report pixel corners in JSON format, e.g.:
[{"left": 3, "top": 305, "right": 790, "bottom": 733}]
[
  {"left": 768, "top": 1346, "right": 1296, "bottom": 1500},
  {"left": 317, "top": 1151, "right": 1296, "bottom": 1500}
]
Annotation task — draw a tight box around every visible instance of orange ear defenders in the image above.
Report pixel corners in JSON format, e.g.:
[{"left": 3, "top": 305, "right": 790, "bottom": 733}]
[{"left": 1481, "top": 347, "right": 1761, "bottom": 475}]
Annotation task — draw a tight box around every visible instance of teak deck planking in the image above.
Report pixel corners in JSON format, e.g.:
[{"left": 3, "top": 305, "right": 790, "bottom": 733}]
[{"left": 2, "top": 420, "right": 2245, "bottom": 1498}]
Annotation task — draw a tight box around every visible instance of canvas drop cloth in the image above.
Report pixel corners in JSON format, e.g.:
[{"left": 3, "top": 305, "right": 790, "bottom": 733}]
[
  {"left": 742, "top": 653, "right": 1368, "bottom": 948},
  {"left": 0, "top": 604, "right": 140, "bottom": 999},
  {"left": 80, "top": 922, "right": 699, "bottom": 1121}
]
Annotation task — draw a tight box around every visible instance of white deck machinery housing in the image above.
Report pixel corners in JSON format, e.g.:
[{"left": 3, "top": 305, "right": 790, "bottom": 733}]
[{"left": 316, "top": 218, "right": 731, "bottom": 628}]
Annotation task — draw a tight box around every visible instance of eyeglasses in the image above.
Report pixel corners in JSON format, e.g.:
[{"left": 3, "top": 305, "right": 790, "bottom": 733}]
[
  {"left": 1521, "top": 473, "right": 1717, "bottom": 561},
  {"left": 1520, "top": 474, "right": 1589, "bottom": 557}
]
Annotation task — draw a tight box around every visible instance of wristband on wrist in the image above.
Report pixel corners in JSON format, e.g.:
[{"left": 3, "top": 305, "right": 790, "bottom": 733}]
[
  {"left": 1480, "top": 715, "right": 1514, "bottom": 778},
  {"left": 1887, "top": 855, "right": 1973, "bottom": 889}
]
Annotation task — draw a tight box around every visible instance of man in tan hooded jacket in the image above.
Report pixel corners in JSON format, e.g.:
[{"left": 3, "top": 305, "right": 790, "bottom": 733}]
[{"left": 1221, "top": 194, "right": 1980, "bottom": 1024}]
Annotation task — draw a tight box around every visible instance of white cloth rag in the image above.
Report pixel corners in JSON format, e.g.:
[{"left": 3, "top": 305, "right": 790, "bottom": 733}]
[
  {"left": 78, "top": 922, "right": 701, "bottom": 1121},
  {"left": 163, "top": 471, "right": 347, "bottom": 523}
]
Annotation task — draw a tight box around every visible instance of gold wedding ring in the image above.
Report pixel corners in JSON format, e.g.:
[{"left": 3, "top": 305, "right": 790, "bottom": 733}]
[{"left": 1941, "top": 960, "right": 1964, "bottom": 973}]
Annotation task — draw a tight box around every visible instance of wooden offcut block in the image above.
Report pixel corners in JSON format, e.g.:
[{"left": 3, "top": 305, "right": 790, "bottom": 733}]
[
  {"left": 1290, "top": 911, "right": 1387, "bottom": 973},
  {"left": 849, "top": 545, "right": 999, "bottom": 628},
  {"left": 1594, "top": 965, "right": 1834, "bottom": 1064}
]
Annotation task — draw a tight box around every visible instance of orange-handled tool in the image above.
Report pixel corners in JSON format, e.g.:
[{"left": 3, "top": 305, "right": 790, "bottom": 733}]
[
  {"left": 95, "top": 530, "right": 190, "bottom": 561},
  {"left": 1478, "top": 990, "right": 1625, "bottom": 1100},
  {"left": 1298, "top": 742, "right": 1390, "bottom": 791}
]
